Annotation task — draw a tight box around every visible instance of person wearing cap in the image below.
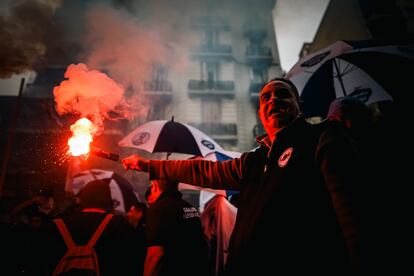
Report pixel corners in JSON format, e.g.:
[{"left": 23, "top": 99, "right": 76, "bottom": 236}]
[
  {"left": 122, "top": 77, "right": 378, "bottom": 274},
  {"left": 143, "top": 180, "right": 210, "bottom": 276}
]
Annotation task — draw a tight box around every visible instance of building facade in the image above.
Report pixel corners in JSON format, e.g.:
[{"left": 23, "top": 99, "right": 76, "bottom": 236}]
[{"left": 142, "top": 0, "right": 282, "bottom": 152}]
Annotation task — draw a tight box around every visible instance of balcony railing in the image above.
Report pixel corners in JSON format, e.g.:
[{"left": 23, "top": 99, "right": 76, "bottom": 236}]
[
  {"left": 191, "top": 44, "right": 232, "bottom": 59},
  {"left": 246, "top": 46, "right": 273, "bottom": 64},
  {"left": 144, "top": 80, "right": 172, "bottom": 92},
  {"left": 191, "top": 16, "right": 230, "bottom": 30},
  {"left": 188, "top": 80, "right": 235, "bottom": 98}
]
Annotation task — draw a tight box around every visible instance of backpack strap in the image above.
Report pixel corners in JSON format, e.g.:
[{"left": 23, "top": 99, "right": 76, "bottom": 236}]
[
  {"left": 87, "top": 214, "right": 114, "bottom": 247},
  {"left": 54, "top": 219, "right": 76, "bottom": 250}
]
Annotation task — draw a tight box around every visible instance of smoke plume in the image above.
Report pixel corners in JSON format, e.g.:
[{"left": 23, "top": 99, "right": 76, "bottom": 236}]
[
  {"left": 53, "top": 63, "right": 133, "bottom": 135},
  {"left": 53, "top": 2, "right": 190, "bottom": 133}
]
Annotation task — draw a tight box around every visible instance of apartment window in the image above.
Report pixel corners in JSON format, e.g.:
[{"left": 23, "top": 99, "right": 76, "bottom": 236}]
[
  {"left": 251, "top": 67, "right": 267, "bottom": 83},
  {"left": 152, "top": 64, "right": 168, "bottom": 82},
  {"left": 201, "top": 61, "right": 220, "bottom": 84},
  {"left": 204, "top": 29, "right": 219, "bottom": 46},
  {"left": 202, "top": 99, "right": 221, "bottom": 123}
]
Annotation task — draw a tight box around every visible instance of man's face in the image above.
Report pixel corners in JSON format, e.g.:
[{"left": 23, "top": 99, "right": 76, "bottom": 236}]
[{"left": 258, "top": 80, "right": 301, "bottom": 134}]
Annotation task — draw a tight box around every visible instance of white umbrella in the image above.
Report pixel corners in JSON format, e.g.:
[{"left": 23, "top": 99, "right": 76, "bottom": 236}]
[
  {"left": 72, "top": 169, "right": 141, "bottom": 213},
  {"left": 118, "top": 116, "right": 224, "bottom": 158},
  {"left": 286, "top": 40, "right": 413, "bottom": 118}
]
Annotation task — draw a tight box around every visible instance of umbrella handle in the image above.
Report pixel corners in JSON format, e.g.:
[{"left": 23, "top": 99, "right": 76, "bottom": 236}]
[{"left": 90, "top": 147, "right": 120, "bottom": 162}]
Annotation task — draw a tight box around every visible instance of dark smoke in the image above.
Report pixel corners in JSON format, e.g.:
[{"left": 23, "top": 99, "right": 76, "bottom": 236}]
[{"left": 0, "top": 0, "right": 61, "bottom": 78}]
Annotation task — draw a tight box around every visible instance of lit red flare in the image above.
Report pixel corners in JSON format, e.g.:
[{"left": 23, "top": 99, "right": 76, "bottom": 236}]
[{"left": 68, "top": 118, "right": 96, "bottom": 156}]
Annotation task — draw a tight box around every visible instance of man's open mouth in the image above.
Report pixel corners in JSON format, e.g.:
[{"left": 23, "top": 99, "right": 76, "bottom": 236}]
[{"left": 268, "top": 105, "right": 287, "bottom": 116}]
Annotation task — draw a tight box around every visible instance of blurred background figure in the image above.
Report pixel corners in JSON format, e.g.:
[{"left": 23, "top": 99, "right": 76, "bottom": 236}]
[
  {"left": 325, "top": 96, "right": 408, "bottom": 273},
  {"left": 144, "top": 179, "right": 210, "bottom": 276},
  {"left": 10, "top": 187, "right": 55, "bottom": 227},
  {"left": 7, "top": 187, "right": 55, "bottom": 275},
  {"left": 199, "top": 191, "right": 237, "bottom": 276},
  {"left": 327, "top": 96, "right": 374, "bottom": 136},
  {"left": 127, "top": 202, "right": 148, "bottom": 276}
]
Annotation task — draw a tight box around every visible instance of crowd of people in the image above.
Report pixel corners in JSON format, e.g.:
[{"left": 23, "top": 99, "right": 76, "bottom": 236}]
[{"left": 0, "top": 77, "right": 410, "bottom": 275}]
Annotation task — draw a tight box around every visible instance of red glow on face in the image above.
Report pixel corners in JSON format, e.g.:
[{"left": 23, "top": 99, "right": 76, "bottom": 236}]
[{"left": 68, "top": 118, "right": 96, "bottom": 156}]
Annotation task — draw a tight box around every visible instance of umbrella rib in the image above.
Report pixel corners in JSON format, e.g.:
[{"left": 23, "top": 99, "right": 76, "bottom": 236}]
[
  {"left": 341, "top": 60, "right": 355, "bottom": 75},
  {"left": 89, "top": 169, "right": 98, "bottom": 180},
  {"left": 333, "top": 59, "right": 347, "bottom": 96}
]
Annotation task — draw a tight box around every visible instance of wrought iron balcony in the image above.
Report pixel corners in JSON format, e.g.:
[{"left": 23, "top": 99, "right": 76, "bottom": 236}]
[
  {"left": 191, "top": 16, "right": 230, "bottom": 30},
  {"left": 188, "top": 80, "right": 235, "bottom": 98},
  {"left": 246, "top": 46, "right": 273, "bottom": 64},
  {"left": 191, "top": 44, "right": 232, "bottom": 59},
  {"left": 144, "top": 80, "right": 172, "bottom": 92}
]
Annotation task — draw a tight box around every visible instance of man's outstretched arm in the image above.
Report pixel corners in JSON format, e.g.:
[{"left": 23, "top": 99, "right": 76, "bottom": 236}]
[{"left": 122, "top": 154, "right": 245, "bottom": 191}]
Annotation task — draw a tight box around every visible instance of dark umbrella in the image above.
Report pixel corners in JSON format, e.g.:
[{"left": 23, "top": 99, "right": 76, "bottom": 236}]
[
  {"left": 118, "top": 116, "right": 224, "bottom": 158},
  {"left": 72, "top": 169, "right": 141, "bottom": 213},
  {"left": 286, "top": 40, "right": 414, "bottom": 118}
]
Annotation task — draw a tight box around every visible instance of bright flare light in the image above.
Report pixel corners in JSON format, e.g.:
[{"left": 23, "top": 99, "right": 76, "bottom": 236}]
[{"left": 68, "top": 118, "right": 96, "bottom": 156}]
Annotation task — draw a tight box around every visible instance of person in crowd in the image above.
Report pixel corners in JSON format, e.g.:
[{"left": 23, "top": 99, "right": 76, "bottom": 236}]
[
  {"left": 11, "top": 188, "right": 55, "bottom": 227},
  {"left": 325, "top": 96, "right": 409, "bottom": 273},
  {"left": 144, "top": 179, "right": 210, "bottom": 276},
  {"left": 199, "top": 193, "right": 237, "bottom": 276},
  {"left": 122, "top": 77, "right": 405, "bottom": 274},
  {"left": 38, "top": 179, "right": 140, "bottom": 275},
  {"left": 127, "top": 202, "right": 148, "bottom": 276},
  {"left": 8, "top": 188, "right": 55, "bottom": 275}
]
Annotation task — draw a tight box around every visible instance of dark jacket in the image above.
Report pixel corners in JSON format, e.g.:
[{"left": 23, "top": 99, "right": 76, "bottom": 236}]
[
  {"left": 148, "top": 117, "right": 365, "bottom": 275},
  {"left": 146, "top": 190, "right": 209, "bottom": 276}
]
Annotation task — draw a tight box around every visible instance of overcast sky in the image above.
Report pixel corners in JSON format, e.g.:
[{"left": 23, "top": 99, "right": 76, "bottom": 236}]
[{"left": 273, "top": 0, "right": 330, "bottom": 72}]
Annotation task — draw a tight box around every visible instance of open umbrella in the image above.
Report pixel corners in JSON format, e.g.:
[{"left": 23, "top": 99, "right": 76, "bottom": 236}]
[
  {"left": 285, "top": 40, "right": 414, "bottom": 118},
  {"left": 118, "top": 116, "right": 224, "bottom": 158},
  {"left": 72, "top": 169, "right": 141, "bottom": 213}
]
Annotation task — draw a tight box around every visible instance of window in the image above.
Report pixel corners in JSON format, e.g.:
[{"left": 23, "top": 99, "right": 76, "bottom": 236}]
[
  {"left": 202, "top": 99, "right": 221, "bottom": 123},
  {"left": 251, "top": 67, "right": 267, "bottom": 83},
  {"left": 152, "top": 64, "right": 168, "bottom": 82},
  {"left": 201, "top": 61, "right": 220, "bottom": 85}
]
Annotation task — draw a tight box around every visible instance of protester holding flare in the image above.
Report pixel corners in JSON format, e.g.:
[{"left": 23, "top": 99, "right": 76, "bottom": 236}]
[{"left": 123, "top": 77, "right": 395, "bottom": 274}]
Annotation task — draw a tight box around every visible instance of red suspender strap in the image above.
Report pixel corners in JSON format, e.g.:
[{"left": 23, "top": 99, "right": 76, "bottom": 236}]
[
  {"left": 54, "top": 219, "right": 76, "bottom": 250},
  {"left": 88, "top": 214, "right": 114, "bottom": 247}
]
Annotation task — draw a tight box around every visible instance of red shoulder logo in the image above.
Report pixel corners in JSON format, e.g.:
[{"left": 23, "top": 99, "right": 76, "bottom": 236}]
[{"left": 278, "top": 147, "right": 293, "bottom": 168}]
